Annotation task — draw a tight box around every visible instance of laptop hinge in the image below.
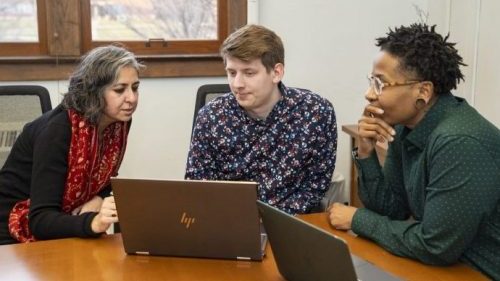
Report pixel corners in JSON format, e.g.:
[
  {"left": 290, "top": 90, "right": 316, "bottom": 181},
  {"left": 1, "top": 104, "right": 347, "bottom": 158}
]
[
  {"left": 135, "top": 251, "right": 150, "bottom": 255},
  {"left": 236, "top": 256, "right": 251, "bottom": 260}
]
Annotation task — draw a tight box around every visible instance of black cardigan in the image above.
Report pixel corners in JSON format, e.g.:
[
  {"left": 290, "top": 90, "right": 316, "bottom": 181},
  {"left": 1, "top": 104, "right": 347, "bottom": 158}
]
[{"left": 0, "top": 105, "right": 111, "bottom": 244}]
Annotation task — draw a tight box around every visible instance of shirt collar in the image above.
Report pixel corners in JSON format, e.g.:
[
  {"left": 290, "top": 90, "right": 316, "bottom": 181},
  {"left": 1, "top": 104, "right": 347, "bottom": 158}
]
[
  {"left": 278, "top": 81, "right": 289, "bottom": 98},
  {"left": 233, "top": 82, "right": 289, "bottom": 124},
  {"left": 403, "top": 93, "right": 461, "bottom": 150}
]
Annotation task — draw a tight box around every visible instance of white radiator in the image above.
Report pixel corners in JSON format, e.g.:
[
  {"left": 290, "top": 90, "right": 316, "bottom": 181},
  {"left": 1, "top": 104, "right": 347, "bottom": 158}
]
[{"left": 0, "top": 122, "right": 24, "bottom": 150}]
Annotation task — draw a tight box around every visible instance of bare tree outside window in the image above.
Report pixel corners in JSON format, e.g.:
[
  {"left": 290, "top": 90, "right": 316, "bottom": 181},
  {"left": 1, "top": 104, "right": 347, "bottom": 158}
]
[
  {"left": 91, "top": 0, "right": 217, "bottom": 41},
  {"left": 0, "top": 0, "right": 245, "bottom": 79},
  {"left": 0, "top": 0, "right": 38, "bottom": 42}
]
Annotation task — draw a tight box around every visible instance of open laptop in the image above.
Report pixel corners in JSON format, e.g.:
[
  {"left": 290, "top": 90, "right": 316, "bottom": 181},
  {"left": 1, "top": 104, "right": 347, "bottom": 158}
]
[
  {"left": 257, "top": 201, "right": 401, "bottom": 281},
  {"left": 111, "top": 178, "right": 267, "bottom": 261}
]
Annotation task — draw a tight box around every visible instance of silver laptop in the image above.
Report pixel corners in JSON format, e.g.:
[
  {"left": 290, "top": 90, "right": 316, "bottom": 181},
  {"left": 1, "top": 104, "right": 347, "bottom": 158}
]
[
  {"left": 257, "top": 201, "right": 401, "bottom": 281},
  {"left": 111, "top": 178, "right": 267, "bottom": 261}
]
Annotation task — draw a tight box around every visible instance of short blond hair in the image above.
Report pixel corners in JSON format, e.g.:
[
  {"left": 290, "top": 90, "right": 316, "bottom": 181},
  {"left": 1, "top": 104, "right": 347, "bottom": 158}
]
[{"left": 220, "top": 24, "right": 284, "bottom": 72}]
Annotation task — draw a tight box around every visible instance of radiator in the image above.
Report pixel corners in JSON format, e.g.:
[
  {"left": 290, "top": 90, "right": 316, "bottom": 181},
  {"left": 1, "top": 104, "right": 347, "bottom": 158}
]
[{"left": 0, "top": 122, "right": 24, "bottom": 150}]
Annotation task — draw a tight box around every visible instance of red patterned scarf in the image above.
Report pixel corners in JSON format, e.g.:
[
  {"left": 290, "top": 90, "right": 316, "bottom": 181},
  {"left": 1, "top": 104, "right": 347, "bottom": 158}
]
[{"left": 8, "top": 109, "right": 129, "bottom": 242}]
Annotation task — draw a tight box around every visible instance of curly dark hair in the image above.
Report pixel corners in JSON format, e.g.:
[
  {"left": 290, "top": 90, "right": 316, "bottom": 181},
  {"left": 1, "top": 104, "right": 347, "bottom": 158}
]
[
  {"left": 376, "top": 23, "right": 466, "bottom": 95},
  {"left": 61, "top": 45, "right": 145, "bottom": 124}
]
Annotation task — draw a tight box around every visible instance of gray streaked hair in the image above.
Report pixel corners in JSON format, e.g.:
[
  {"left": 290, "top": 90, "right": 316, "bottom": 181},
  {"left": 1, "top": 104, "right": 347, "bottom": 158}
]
[{"left": 61, "top": 44, "right": 145, "bottom": 124}]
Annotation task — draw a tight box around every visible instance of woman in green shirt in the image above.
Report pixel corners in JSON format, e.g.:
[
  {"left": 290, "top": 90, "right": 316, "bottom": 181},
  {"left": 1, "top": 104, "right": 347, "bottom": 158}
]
[{"left": 329, "top": 23, "right": 500, "bottom": 280}]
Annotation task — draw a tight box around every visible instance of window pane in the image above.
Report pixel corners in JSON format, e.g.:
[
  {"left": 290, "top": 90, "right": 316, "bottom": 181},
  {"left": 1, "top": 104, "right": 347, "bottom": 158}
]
[
  {"left": 0, "top": 0, "right": 38, "bottom": 42},
  {"left": 91, "top": 0, "right": 217, "bottom": 41}
]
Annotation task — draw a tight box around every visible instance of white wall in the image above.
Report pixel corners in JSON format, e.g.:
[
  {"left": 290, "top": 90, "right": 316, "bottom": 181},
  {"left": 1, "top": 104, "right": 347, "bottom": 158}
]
[
  {"left": 471, "top": 0, "right": 500, "bottom": 126},
  {"left": 119, "top": 77, "right": 226, "bottom": 179},
  {"left": 429, "top": 0, "right": 500, "bottom": 127},
  {"left": 257, "top": 0, "right": 427, "bottom": 200},
  {"left": 423, "top": 0, "right": 500, "bottom": 127},
  {"left": 2, "top": 0, "right": 499, "bottom": 202}
]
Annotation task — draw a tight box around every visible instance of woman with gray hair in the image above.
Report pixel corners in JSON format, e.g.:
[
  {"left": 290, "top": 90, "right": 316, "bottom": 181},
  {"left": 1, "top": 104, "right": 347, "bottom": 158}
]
[{"left": 0, "top": 45, "right": 144, "bottom": 244}]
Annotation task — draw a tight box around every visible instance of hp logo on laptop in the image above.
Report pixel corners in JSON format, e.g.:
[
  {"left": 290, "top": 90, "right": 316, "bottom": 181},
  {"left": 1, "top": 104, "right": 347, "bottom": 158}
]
[{"left": 180, "top": 212, "right": 195, "bottom": 229}]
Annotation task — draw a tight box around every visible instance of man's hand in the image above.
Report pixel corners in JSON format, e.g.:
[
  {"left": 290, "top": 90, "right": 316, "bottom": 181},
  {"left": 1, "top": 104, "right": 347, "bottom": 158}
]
[
  {"left": 357, "top": 104, "right": 395, "bottom": 158},
  {"left": 328, "top": 203, "right": 358, "bottom": 230}
]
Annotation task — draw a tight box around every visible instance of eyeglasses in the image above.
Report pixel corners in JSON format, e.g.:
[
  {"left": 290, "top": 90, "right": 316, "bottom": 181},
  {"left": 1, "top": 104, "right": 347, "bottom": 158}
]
[{"left": 367, "top": 75, "right": 422, "bottom": 96}]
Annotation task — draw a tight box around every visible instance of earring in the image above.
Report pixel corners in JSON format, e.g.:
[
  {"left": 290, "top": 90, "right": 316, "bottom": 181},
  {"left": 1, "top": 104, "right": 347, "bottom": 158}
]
[{"left": 415, "top": 98, "right": 427, "bottom": 110}]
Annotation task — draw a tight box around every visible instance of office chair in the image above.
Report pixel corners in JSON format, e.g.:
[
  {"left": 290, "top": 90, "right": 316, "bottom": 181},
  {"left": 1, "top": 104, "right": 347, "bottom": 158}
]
[
  {"left": 0, "top": 85, "right": 52, "bottom": 167},
  {"left": 316, "top": 171, "right": 346, "bottom": 212},
  {"left": 192, "top": 84, "right": 231, "bottom": 131}
]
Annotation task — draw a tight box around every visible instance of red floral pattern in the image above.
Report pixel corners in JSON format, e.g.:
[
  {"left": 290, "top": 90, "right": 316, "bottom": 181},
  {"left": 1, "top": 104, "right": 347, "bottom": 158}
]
[{"left": 8, "top": 109, "right": 128, "bottom": 242}]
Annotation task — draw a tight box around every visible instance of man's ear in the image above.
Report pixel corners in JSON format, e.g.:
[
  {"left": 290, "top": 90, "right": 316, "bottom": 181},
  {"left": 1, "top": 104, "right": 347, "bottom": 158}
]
[
  {"left": 418, "top": 81, "right": 434, "bottom": 102},
  {"left": 272, "top": 63, "right": 285, "bottom": 83}
]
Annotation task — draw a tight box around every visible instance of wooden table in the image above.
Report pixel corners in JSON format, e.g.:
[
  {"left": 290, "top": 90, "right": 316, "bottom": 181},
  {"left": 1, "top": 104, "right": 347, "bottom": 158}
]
[{"left": 0, "top": 213, "right": 487, "bottom": 281}]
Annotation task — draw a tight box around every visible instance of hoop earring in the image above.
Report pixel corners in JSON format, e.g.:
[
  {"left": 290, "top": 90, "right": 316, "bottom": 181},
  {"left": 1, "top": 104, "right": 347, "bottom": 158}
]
[{"left": 415, "top": 98, "right": 427, "bottom": 110}]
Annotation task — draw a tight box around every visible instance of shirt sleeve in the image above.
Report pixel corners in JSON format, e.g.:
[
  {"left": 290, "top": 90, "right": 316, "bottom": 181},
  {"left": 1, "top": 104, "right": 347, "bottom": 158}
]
[
  {"left": 276, "top": 104, "right": 338, "bottom": 214},
  {"left": 352, "top": 135, "right": 499, "bottom": 265},
  {"left": 97, "top": 185, "right": 112, "bottom": 198},
  {"left": 185, "top": 108, "right": 218, "bottom": 180},
  {"left": 29, "top": 120, "right": 101, "bottom": 240},
  {"left": 354, "top": 139, "right": 411, "bottom": 220}
]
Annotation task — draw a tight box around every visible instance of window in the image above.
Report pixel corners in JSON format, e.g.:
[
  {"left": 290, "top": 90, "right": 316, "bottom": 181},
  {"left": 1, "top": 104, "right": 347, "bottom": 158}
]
[
  {"left": 82, "top": 0, "right": 227, "bottom": 55},
  {"left": 0, "top": 0, "right": 247, "bottom": 81},
  {"left": 0, "top": 0, "right": 39, "bottom": 42},
  {"left": 0, "top": 0, "right": 47, "bottom": 56},
  {"left": 90, "top": 0, "right": 218, "bottom": 41}
]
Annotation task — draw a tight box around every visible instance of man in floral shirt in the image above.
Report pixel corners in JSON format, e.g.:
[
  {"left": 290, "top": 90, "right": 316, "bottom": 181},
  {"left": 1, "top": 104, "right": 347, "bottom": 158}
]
[{"left": 185, "top": 25, "right": 337, "bottom": 214}]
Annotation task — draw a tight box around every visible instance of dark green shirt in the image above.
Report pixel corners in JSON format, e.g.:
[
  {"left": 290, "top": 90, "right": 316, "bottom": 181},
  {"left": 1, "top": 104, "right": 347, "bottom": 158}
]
[{"left": 352, "top": 93, "right": 500, "bottom": 280}]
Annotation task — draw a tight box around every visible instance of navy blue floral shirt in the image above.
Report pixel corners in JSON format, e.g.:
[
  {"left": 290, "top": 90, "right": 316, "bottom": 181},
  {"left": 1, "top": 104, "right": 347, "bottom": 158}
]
[{"left": 185, "top": 83, "right": 337, "bottom": 214}]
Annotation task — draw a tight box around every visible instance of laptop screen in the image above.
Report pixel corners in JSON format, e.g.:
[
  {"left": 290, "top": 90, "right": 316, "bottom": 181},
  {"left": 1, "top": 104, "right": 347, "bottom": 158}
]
[
  {"left": 112, "top": 178, "right": 265, "bottom": 260},
  {"left": 257, "top": 201, "right": 401, "bottom": 281}
]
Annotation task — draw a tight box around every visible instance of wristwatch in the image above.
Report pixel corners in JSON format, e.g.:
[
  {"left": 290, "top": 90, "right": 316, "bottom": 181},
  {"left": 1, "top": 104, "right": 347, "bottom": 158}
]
[{"left": 352, "top": 147, "right": 359, "bottom": 159}]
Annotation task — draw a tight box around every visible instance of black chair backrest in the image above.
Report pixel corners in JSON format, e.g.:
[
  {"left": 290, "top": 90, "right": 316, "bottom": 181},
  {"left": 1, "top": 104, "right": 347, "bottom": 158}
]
[
  {"left": 192, "top": 84, "right": 231, "bottom": 131},
  {"left": 0, "top": 85, "right": 52, "bottom": 114},
  {"left": 0, "top": 85, "right": 52, "bottom": 168}
]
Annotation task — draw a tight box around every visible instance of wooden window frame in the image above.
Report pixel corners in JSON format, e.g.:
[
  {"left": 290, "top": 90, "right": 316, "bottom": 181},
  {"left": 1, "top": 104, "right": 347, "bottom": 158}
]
[
  {"left": 81, "top": 0, "right": 228, "bottom": 56},
  {"left": 0, "top": 0, "right": 246, "bottom": 81},
  {"left": 0, "top": 0, "right": 48, "bottom": 56}
]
